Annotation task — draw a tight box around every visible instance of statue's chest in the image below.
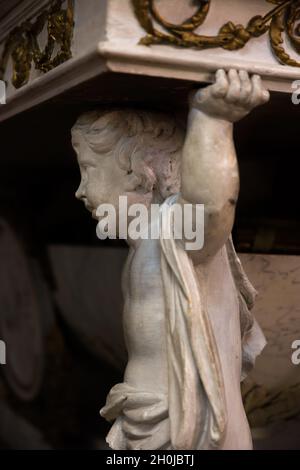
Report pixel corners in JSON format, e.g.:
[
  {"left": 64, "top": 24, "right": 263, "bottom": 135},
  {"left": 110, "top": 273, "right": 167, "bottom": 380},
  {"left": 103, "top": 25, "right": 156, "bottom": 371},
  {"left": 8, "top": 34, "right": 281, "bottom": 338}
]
[
  {"left": 125, "top": 239, "right": 164, "bottom": 302},
  {"left": 122, "top": 241, "right": 166, "bottom": 352}
]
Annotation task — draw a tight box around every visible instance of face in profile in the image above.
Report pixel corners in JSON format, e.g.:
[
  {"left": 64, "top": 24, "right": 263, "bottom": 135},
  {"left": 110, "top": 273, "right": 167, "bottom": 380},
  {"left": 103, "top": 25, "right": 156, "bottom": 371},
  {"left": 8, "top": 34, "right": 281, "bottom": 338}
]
[
  {"left": 72, "top": 109, "right": 183, "bottom": 237},
  {"left": 72, "top": 131, "right": 129, "bottom": 220}
]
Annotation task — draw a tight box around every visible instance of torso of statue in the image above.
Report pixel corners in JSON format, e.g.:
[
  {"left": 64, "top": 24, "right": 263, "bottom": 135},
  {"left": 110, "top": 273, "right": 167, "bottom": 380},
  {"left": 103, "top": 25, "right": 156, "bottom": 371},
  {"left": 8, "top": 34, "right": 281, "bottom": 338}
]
[
  {"left": 122, "top": 238, "right": 168, "bottom": 393},
  {"left": 122, "top": 235, "right": 252, "bottom": 449}
]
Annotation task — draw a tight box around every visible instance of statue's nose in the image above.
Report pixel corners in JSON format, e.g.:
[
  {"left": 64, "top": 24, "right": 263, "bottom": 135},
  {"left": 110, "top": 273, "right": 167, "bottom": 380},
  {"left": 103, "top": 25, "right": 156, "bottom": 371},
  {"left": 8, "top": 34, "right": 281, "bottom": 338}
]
[{"left": 75, "top": 182, "right": 85, "bottom": 200}]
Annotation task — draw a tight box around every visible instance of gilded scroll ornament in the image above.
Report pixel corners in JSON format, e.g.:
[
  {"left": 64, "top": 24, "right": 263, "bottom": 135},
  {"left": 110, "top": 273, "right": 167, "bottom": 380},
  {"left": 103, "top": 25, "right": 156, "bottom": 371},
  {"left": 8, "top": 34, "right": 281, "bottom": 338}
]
[
  {"left": 0, "top": 0, "right": 74, "bottom": 89},
  {"left": 133, "top": 0, "right": 300, "bottom": 67}
]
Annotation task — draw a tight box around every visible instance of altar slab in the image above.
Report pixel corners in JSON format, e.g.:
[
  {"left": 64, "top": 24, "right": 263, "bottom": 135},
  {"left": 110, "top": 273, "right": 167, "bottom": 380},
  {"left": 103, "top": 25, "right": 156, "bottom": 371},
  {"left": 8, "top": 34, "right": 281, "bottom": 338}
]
[{"left": 1, "top": 0, "right": 300, "bottom": 122}]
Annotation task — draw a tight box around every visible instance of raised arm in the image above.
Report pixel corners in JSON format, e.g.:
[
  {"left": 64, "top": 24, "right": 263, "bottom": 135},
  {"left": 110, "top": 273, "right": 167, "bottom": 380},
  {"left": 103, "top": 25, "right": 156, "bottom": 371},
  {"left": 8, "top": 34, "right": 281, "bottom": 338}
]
[{"left": 178, "top": 69, "right": 270, "bottom": 264}]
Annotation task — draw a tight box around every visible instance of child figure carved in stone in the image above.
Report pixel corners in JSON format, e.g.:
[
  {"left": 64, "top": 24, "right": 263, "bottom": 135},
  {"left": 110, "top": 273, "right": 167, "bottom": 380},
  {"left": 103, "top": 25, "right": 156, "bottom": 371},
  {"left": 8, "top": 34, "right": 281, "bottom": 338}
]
[{"left": 72, "top": 69, "right": 269, "bottom": 450}]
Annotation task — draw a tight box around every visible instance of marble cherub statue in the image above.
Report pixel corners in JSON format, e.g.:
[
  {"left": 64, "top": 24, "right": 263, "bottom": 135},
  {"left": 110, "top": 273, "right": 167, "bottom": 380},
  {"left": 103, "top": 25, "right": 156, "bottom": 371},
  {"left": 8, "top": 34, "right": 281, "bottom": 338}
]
[{"left": 71, "top": 69, "right": 269, "bottom": 450}]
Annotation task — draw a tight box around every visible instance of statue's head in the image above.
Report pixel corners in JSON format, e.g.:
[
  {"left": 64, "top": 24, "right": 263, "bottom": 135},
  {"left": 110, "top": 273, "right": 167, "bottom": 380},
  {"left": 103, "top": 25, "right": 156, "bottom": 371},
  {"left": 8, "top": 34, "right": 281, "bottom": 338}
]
[{"left": 71, "top": 109, "right": 184, "bottom": 220}]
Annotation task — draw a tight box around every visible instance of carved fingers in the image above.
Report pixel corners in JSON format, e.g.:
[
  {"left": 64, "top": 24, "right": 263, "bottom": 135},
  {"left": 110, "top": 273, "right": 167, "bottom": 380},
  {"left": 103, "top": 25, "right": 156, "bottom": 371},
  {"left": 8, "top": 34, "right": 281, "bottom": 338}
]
[
  {"left": 249, "top": 74, "right": 270, "bottom": 108},
  {"left": 191, "top": 69, "right": 270, "bottom": 122},
  {"left": 211, "top": 69, "right": 269, "bottom": 105},
  {"left": 210, "top": 69, "right": 228, "bottom": 98}
]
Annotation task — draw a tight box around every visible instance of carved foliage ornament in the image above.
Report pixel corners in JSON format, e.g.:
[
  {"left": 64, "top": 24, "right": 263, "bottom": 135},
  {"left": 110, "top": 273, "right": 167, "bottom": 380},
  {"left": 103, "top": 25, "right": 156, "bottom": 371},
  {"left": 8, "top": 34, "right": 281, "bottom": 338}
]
[
  {"left": 0, "top": 0, "right": 74, "bottom": 89},
  {"left": 132, "top": 0, "right": 300, "bottom": 67}
]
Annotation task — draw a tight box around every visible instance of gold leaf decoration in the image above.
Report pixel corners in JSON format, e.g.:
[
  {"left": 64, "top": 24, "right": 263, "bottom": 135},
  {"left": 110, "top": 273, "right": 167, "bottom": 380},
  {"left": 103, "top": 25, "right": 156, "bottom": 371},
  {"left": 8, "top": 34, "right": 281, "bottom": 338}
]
[
  {"left": 0, "top": 0, "right": 74, "bottom": 89},
  {"left": 133, "top": 0, "right": 300, "bottom": 67}
]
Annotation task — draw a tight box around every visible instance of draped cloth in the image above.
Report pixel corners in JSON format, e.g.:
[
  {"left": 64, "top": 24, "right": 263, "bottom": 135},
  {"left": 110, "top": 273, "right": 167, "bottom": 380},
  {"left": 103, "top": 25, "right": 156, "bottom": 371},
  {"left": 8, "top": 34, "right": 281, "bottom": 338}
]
[
  {"left": 100, "top": 383, "right": 170, "bottom": 450},
  {"left": 225, "top": 235, "right": 266, "bottom": 380},
  {"left": 100, "top": 194, "right": 266, "bottom": 450}
]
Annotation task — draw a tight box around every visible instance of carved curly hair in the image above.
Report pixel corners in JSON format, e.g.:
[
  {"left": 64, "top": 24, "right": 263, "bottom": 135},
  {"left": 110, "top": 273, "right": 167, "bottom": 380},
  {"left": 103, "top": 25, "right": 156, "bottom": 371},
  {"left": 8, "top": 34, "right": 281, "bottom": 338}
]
[{"left": 71, "top": 109, "right": 185, "bottom": 200}]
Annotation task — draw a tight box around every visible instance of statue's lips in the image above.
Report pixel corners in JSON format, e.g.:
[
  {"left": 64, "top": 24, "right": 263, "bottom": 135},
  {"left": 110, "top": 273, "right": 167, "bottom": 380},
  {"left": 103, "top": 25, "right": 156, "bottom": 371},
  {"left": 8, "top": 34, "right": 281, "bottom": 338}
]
[{"left": 83, "top": 200, "right": 93, "bottom": 213}]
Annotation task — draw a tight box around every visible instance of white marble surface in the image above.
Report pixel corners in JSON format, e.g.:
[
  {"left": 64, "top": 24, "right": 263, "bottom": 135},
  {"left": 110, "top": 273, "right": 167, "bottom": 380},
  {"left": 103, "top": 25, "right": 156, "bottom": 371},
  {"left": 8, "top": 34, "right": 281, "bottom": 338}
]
[{"left": 240, "top": 253, "right": 300, "bottom": 390}]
